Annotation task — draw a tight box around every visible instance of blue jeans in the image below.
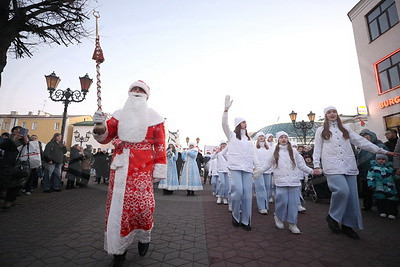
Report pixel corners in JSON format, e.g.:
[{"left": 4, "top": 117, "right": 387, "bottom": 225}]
[
  {"left": 275, "top": 186, "right": 300, "bottom": 224},
  {"left": 217, "top": 172, "right": 229, "bottom": 198},
  {"left": 254, "top": 173, "right": 272, "bottom": 210},
  {"left": 230, "top": 170, "right": 253, "bottom": 226},
  {"left": 43, "top": 163, "right": 62, "bottom": 190},
  {"left": 326, "top": 174, "right": 362, "bottom": 229}
]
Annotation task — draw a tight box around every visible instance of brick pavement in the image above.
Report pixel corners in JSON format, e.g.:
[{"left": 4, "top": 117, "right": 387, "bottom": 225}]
[{"left": 0, "top": 181, "right": 399, "bottom": 266}]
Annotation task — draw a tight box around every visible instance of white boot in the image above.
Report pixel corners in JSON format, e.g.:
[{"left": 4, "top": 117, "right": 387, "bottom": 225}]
[
  {"left": 223, "top": 198, "right": 228, "bottom": 205},
  {"left": 298, "top": 205, "right": 306, "bottom": 212},
  {"left": 259, "top": 209, "right": 268, "bottom": 214},
  {"left": 274, "top": 215, "right": 284, "bottom": 229},
  {"left": 217, "top": 196, "right": 222, "bottom": 204},
  {"left": 289, "top": 223, "right": 301, "bottom": 234}
]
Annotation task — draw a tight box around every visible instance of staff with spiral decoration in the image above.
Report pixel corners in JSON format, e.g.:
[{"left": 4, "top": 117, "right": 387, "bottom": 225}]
[{"left": 92, "top": 10, "right": 106, "bottom": 134}]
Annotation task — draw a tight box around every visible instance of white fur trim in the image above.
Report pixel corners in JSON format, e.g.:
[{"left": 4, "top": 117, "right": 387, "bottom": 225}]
[
  {"left": 92, "top": 127, "right": 109, "bottom": 143},
  {"left": 129, "top": 80, "right": 150, "bottom": 99},
  {"left": 153, "top": 163, "right": 167, "bottom": 179},
  {"left": 104, "top": 229, "right": 151, "bottom": 255}
]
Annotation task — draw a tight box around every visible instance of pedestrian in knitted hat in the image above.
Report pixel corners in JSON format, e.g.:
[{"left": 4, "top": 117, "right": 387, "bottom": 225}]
[
  {"left": 254, "top": 132, "right": 273, "bottom": 214},
  {"left": 254, "top": 131, "right": 315, "bottom": 234},
  {"left": 313, "top": 106, "right": 399, "bottom": 240},
  {"left": 92, "top": 80, "right": 167, "bottom": 264},
  {"left": 367, "top": 154, "right": 398, "bottom": 219},
  {"left": 222, "top": 95, "right": 260, "bottom": 231}
]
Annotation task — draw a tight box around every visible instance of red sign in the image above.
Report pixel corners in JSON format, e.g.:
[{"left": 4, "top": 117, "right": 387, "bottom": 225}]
[{"left": 379, "top": 96, "right": 400, "bottom": 109}]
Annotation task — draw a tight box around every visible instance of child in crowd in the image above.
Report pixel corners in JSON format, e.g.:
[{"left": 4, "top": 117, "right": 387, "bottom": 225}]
[
  {"left": 214, "top": 140, "right": 229, "bottom": 205},
  {"left": 254, "top": 131, "right": 315, "bottom": 234},
  {"left": 209, "top": 156, "right": 219, "bottom": 196},
  {"left": 367, "top": 154, "right": 398, "bottom": 219}
]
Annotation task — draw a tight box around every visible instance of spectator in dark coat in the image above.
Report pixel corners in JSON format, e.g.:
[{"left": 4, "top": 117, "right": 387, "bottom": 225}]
[
  {"left": 79, "top": 144, "right": 93, "bottom": 187},
  {"left": 196, "top": 151, "right": 204, "bottom": 176},
  {"left": 357, "top": 129, "right": 388, "bottom": 211},
  {"left": 94, "top": 148, "right": 109, "bottom": 183},
  {"left": 0, "top": 126, "right": 28, "bottom": 208},
  {"left": 66, "top": 144, "right": 84, "bottom": 189},
  {"left": 384, "top": 129, "right": 399, "bottom": 152},
  {"left": 176, "top": 152, "right": 183, "bottom": 180}
]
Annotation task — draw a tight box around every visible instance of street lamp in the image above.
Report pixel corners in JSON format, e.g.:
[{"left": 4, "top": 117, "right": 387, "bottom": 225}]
[
  {"left": 74, "top": 130, "right": 92, "bottom": 146},
  {"left": 45, "top": 71, "right": 93, "bottom": 140},
  {"left": 186, "top": 137, "right": 190, "bottom": 146},
  {"left": 289, "top": 110, "right": 315, "bottom": 145}
]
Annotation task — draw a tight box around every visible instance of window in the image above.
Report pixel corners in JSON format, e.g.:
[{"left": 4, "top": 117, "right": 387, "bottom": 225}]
[
  {"left": 54, "top": 122, "right": 60, "bottom": 130},
  {"left": 2, "top": 122, "right": 8, "bottom": 130},
  {"left": 374, "top": 48, "right": 400, "bottom": 94},
  {"left": 367, "top": 0, "right": 399, "bottom": 41},
  {"left": 22, "top": 122, "right": 27, "bottom": 128},
  {"left": 384, "top": 112, "right": 400, "bottom": 134},
  {"left": 32, "top": 122, "right": 37, "bottom": 130}
]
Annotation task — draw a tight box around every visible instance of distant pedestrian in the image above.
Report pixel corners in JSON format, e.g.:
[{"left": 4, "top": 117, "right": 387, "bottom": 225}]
[
  {"left": 158, "top": 143, "right": 179, "bottom": 194},
  {"left": 209, "top": 157, "right": 219, "bottom": 196},
  {"left": 254, "top": 131, "right": 314, "bottom": 234},
  {"left": 254, "top": 132, "right": 273, "bottom": 214},
  {"left": 42, "top": 133, "right": 67, "bottom": 192},
  {"left": 384, "top": 129, "right": 398, "bottom": 152},
  {"left": 179, "top": 143, "right": 203, "bottom": 196},
  {"left": 313, "top": 106, "right": 399, "bottom": 240},
  {"left": 222, "top": 95, "right": 259, "bottom": 231},
  {"left": 79, "top": 144, "right": 93, "bottom": 187},
  {"left": 66, "top": 144, "right": 83, "bottom": 189},
  {"left": 214, "top": 140, "right": 229, "bottom": 205},
  {"left": 93, "top": 148, "right": 108, "bottom": 184}
]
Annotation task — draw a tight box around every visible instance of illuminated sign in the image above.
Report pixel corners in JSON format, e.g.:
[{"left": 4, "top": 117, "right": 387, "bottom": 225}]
[
  {"left": 357, "top": 106, "right": 368, "bottom": 115},
  {"left": 379, "top": 96, "right": 400, "bottom": 109}
]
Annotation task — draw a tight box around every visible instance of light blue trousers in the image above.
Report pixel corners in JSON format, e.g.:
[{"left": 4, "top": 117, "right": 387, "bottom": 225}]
[
  {"left": 211, "top": 175, "right": 218, "bottom": 194},
  {"left": 254, "top": 173, "right": 272, "bottom": 210},
  {"left": 231, "top": 170, "right": 253, "bottom": 226},
  {"left": 275, "top": 186, "right": 300, "bottom": 224},
  {"left": 217, "top": 172, "right": 229, "bottom": 198},
  {"left": 326, "top": 174, "right": 363, "bottom": 229}
]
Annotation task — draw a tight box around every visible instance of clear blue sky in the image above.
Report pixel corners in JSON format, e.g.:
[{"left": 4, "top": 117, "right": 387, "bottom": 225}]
[{"left": 1, "top": 0, "right": 363, "bottom": 147}]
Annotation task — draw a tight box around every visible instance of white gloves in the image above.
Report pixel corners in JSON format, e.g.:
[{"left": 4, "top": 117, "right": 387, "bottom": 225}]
[
  {"left": 93, "top": 111, "right": 106, "bottom": 124},
  {"left": 253, "top": 168, "right": 263, "bottom": 179},
  {"left": 224, "top": 95, "right": 233, "bottom": 111}
]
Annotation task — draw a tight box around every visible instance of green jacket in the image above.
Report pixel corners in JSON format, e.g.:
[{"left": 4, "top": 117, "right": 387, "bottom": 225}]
[{"left": 367, "top": 160, "right": 398, "bottom": 201}]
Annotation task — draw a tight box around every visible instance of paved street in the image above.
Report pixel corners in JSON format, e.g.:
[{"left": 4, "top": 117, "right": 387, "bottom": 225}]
[{"left": 1, "top": 179, "right": 400, "bottom": 266}]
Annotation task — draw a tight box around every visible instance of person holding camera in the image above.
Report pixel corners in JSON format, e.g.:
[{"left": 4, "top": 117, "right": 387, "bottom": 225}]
[{"left": 0, "top": 126, "right": 29, "bottom": 209}]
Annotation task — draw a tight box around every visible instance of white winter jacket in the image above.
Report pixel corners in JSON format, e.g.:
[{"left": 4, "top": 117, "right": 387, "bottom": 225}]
[
  {"left": 255, "top": 143, "right": 273, "bottom": 174},
  {"left": 313, "top": 122, "right": 388, "bottom": 175},
  {"left": 210, "top": 158, "right": 219, "bottom": 176},
  {"left": 259, "top": 145, "right": 313, "bottom": 187},
  {"left": 222, "top": 112, "right": 259, "bottom": 173},
  {"left": 212, "top": 148, "right": 229, "bottom": 173}
]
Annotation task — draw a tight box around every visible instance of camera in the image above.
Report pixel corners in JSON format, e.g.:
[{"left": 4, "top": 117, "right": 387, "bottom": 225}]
[{"left": 19, "top": 128, "right": 29, "bottom": 137}]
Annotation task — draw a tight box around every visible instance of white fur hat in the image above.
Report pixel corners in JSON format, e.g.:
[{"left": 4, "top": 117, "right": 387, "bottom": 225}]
[
  {"left": 234, "top": 117, "right": 246, "bottom": 128},
  {"left": 265, "top": 133, "right": 273, "bottom": 140},
  {"left": 255, "top": 132, "right": 265, "bottom": 139},
  {"left": 276, "top": 131, "right": 288, "bottom": 140},
  {"left": 324, "top": 106, "right": 337, "bottom": 115},
  {"left": 220, "top": 140, "right": 227, "bottom": 145},
  {"left": 129, "top": 80, "right": 150, "bottom": 99},
  {"left": 291, "top": 141, "right": 298, "bottom": 147},
  {"left": 188, "top": 141, "right": 196, "bottom": 146}
]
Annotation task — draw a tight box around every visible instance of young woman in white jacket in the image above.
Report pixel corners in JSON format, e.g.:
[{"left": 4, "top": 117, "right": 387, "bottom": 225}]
[
  {"left": 255, "top": 131, "right": 315, "bottom": 234},
  {"left": 222, "top": 95, "right": 259, "bottom": 231},
  {"left": 313, "top": 106, "right": 399, "bottom": 239},
  {"left": 254, "top": 132, "right": 274, "bottom": 214},
  {"left": 213, "top": 140, "right": 229, "bottom": 205},
  {"left": 209, "top": 157, "right": 219, "bottom": 196}
]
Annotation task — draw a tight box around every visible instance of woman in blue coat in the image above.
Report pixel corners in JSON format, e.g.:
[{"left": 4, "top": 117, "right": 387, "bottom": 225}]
[
  {"left": 158, "top": 143, "right": 179, "bottom": 195},
  {"left": 179, "top": 142, "right": 203, "bottom": 196}
]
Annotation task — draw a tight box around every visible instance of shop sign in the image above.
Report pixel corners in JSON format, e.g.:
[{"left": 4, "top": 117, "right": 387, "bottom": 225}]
[
  {"left": 379, "top": 95, "right": 400, "bottom": 109},
  {"left": 357, "top": 106, "right": 368, "bottom": 115}
]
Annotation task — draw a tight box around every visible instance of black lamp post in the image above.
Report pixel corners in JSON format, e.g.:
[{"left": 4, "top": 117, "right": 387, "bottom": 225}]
[
  {"left": 74, "top": 130, "right": 92, "bottom": 146},
  {"left": 289, "top": 110, "right": 316, "bottom": 145},
  {"left": 45, "top": 71, "right": 93, "bottom": 140}
]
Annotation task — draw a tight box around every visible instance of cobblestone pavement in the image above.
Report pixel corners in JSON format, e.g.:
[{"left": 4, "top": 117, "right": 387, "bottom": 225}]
[{"left": 1, "top": 180, "right": 399, "bottom": 266}]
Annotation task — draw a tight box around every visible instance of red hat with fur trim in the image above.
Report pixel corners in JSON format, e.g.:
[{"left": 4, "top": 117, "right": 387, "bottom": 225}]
[{"left": 129, "top": 80, "right": 150, "bottom": 99}]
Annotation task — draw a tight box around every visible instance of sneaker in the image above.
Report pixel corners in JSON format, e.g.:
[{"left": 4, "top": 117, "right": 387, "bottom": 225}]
[
  {"left": 298, "top": 205, "right": 306, "bottom": 212},
  {"left": 380, "top": 213, "right": 387, "bottom": 218},
  {"left": 388, "top": 215, "right": 396, "bottom": 220},
  {"left": 289, "top": 223, "right": 301, "bottom": 234},
  {"left": 228, "top": 206, "right": 232, "bottom": 212},
  {"left": 223, "top": 198, "right": 228, "bottom": 205},
  {"left": 25, "top": 192, "right": 31, "bottom": 195},
  {"left": 217, "top": 196, "right": 222, "bottom": 204},
  {"left": 269, "top": 197, "right": 274, "bottom": 203},
  {"left": 274, "top": 214, "right": 284, "bottom": 229},
  {"left": 259, "top": 209, "right": 268, "bottom": 215}
]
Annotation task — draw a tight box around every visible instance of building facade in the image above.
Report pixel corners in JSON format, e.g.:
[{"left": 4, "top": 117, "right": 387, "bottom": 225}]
[
  {"left": 0, "top": 110, "right": 92, "bottom": 148},
  {"left": 348, "top": 0, "right": 400, "bottom": 141}
]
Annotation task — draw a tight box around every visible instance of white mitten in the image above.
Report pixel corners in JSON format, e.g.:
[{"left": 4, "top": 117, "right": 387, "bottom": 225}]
[
  {"left": 93, "top": 111, "right": 105, "bottom": 124},
  {"left": 253, "top": 168, "right": 262, "bottom": 179},
  {"left": 224, "top": 95, "right": 233, "bottom": 111}
]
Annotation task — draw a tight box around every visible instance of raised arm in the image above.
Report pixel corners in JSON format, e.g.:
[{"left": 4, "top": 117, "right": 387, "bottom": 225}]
[{"left": 222, "top": 95, "right": 233, "bottom": 140}]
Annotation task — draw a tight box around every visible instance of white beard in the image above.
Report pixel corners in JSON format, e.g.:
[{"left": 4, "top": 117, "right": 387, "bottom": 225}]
[{"left": 118, "top": 93, "right": 148, "bottom": 143}]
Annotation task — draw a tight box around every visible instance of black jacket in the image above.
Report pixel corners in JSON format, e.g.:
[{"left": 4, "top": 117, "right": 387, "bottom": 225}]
[{"left": 43, "top": 141, "right": 67, "bottom": 164}]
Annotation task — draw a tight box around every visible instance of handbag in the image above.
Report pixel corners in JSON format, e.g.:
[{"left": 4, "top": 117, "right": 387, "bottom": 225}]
[
  {"left": 18, "top": 141, "right": 42, "bottom": 169},
  {"left": 9, "top": 145, "right": 31, "bottom": 188}
]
